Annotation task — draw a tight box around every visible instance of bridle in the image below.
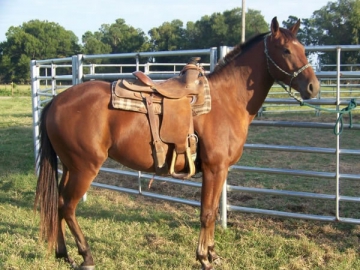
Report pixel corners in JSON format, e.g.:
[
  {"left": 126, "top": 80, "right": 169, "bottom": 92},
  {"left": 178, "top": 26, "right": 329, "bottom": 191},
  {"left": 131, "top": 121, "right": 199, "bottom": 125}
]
[{"left": 264, "top": 34, "right": 311, "bottom": 103}]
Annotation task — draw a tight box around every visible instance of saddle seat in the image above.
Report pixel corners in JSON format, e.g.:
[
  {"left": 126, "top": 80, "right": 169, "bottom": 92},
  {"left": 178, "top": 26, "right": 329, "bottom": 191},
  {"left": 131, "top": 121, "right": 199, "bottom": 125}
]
[{"left": 132, "top": 61, "right": 203, "bottom": 99}]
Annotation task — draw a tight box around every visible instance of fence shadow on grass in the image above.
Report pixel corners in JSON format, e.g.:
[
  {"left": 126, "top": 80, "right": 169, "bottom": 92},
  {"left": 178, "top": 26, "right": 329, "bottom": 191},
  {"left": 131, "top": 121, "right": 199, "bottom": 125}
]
[{"left": 227, "top": 213, "right": 360, "bottom": 253}]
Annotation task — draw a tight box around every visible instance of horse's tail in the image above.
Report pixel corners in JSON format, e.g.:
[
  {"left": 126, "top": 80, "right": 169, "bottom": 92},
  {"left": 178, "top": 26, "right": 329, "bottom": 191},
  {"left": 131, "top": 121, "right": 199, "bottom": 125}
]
[{"left": 34, "top": 100, "right": 58, "bottom": 249}]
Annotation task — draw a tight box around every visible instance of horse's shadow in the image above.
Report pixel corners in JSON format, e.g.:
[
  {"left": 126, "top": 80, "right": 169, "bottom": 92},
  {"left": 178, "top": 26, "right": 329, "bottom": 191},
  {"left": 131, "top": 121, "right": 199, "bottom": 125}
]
[{"left": 77, "top": 193, "right": 199, "bottom": 228}]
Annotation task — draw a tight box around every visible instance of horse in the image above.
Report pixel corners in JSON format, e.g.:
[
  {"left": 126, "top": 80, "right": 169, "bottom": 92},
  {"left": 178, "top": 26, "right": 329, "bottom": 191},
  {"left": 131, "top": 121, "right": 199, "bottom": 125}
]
[{"left": 34, "top": 17, "right": 320, "bottom": 270}]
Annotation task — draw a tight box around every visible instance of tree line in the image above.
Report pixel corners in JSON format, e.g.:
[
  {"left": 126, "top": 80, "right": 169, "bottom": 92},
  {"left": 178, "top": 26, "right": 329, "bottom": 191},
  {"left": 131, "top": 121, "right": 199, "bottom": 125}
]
[{"left": 0, "top": 0, "right": 359, "bottom": 84}]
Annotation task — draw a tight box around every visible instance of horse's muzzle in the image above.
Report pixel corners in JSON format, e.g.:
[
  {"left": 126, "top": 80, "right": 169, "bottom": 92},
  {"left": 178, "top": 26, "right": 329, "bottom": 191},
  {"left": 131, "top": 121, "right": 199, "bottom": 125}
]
[{"left": 306, "top": 79, "right": 320, "bottom": 99}]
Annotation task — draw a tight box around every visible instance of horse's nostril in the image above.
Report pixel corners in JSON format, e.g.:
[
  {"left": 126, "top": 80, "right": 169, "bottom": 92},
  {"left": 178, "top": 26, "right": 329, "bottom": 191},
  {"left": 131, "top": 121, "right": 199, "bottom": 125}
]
[{"left": 308, "top": 83, "right": 314, "bottom": 93}]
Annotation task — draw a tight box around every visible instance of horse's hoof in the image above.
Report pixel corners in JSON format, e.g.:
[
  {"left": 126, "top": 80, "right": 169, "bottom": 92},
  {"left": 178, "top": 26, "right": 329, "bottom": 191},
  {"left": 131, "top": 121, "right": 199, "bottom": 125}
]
[
  {"left": 201, "top": 262, "right": 214, "bottom": 270},
  {"left": 77, "top": 265, "right": 95, "bottom": 270},
  {"left": 212, "top": 256, "right": 221, "bottom": 265}
]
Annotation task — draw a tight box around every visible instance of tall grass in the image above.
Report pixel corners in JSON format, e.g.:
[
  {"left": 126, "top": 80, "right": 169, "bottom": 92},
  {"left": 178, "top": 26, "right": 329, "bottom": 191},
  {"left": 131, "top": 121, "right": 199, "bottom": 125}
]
[
  {"left": 0, "top": 97, "right": 360, "bottom": 269},
  {"left": 0, "top": 84, "right": 32, "bottom": 97}
]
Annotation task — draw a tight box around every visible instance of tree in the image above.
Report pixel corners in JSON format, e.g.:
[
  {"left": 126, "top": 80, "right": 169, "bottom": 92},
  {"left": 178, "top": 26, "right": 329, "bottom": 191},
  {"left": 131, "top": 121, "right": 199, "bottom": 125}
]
[
  {"left": 298, "top": 0, "right": 360, "bottom": 67},
  {"left": 91, "top": 19, "right": 151, "bottom": 72},
  {"left": 185, "top": 8, "right": 268, "bottom": 49},
  {"left": 82, "top": 31, "right": 111, "bottom": 55},
  {"left": 147, "top": 20, "right": 189, "bottom": 65},
  {"left": 186, "top": 11, "right": 231, "bottom": 49},
  {"left": 240, "top": 9, "right": 269, "bottom": 42},
  {"left": 148, "top": 20, "right": 187, "bottom": 51},
  {"left": 99, "top": 19, "right": 150, "bottom": 54},
  {"left": 146, "top": 8, "right": 269, "bottom": 66},
  {"left": 149, "top": 8, "right": 268, "bottom": 51},
  {"left": 0, "top": 20, "right": 80, "bottom": 83}
]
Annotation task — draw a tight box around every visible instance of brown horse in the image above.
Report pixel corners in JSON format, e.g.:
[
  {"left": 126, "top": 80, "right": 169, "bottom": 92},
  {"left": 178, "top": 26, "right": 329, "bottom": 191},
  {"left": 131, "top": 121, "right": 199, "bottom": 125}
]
[{"left": 34, "top": 17, "right": 319, "bottom": 270}]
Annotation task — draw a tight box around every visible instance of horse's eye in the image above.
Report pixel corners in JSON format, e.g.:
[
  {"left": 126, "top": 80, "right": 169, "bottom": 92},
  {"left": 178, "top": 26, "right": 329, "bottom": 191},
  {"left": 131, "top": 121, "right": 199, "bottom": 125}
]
[{"left": 284, "top": 48, "right": 291, "bottom": 54}]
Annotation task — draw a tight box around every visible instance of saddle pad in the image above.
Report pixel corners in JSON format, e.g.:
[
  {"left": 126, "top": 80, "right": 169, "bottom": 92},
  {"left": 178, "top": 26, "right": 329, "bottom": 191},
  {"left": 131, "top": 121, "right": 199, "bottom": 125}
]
[
  {"left": 111, "top": 81, "right": 152, "bottom": 114},
  {"left": 192, "top": 77, "right": 211, "bottom": 116},
  {"left": 111, "top": 77, "right": 211, "bottom": 116}
]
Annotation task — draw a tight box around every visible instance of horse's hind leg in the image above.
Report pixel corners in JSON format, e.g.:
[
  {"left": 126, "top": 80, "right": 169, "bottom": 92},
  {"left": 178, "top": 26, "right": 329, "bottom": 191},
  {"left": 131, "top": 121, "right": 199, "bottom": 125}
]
[
  {"left": 59, "top": 168, "right": 99, "bottom": 269},
  {"left": 55, "top": 166, "right": 77, "bottom": 267}
]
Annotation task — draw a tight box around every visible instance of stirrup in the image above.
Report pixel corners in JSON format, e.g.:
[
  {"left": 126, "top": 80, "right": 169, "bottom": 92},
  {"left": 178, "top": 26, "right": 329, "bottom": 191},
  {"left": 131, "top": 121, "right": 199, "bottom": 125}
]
[{"left": 169, "top": 147, "right": 195, "bottom": 180}]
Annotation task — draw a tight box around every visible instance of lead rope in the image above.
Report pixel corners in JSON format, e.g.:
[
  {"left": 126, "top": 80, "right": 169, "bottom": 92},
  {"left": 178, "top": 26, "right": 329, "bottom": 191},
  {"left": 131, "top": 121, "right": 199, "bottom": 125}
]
[{"left": 264, "top": 34, "right": 357, "bottom": 135}]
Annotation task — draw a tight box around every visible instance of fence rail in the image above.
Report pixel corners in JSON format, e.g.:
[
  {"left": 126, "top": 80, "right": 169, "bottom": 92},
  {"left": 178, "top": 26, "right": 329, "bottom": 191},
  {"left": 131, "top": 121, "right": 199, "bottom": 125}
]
[{"left": 31, "top": 44, "right": 360, "bottom": 228}]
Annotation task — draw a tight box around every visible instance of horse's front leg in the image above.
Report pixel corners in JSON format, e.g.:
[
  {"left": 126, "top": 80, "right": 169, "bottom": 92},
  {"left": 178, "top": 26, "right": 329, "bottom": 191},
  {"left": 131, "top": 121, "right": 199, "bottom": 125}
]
[{"left": 196, "top": 165, "right": 228, "bottom": 270}]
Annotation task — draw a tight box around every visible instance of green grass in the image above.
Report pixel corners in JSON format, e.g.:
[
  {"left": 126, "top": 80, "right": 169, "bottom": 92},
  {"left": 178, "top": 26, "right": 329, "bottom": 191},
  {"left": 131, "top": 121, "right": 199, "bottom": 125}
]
[
  {"left": 0, "top": 84, "right": 32, "bottom": 97},
  {"left": 1, "top": 97, "right": 360, "bottom": 269}
]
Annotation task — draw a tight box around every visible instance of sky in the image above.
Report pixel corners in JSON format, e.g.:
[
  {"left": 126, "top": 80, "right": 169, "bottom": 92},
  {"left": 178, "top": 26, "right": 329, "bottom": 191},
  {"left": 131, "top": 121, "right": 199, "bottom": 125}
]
[{"left": 0, "top": 0, "right": 331, "bottom": 42}]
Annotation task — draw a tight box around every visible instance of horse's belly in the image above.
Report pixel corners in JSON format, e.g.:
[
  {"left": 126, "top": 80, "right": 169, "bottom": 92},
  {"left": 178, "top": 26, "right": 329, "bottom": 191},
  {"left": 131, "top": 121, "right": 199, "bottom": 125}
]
[
  {"left": 108, "top": 111, "right": 175, "bottom": 173},
  {"left": 108, "top": 110, "right": 190, "bottom": 174},
  {"left": 109, "top": 135, "right": 162, "bottom": 172}
]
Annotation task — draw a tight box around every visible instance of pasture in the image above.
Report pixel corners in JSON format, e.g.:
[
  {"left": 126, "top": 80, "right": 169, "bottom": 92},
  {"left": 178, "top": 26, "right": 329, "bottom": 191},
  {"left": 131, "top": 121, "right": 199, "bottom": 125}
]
[
  {"left": 0, "top": 84, "right": 32, "bottom": 96},
  {"left": 1, "top": 96, "right": 360, "bottom": 269}
]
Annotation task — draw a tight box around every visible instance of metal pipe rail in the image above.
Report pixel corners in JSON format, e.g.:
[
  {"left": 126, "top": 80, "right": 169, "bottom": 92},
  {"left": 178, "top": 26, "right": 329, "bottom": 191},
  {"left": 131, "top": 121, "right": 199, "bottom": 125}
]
[
  {"left": 264, "top": 98, "right": 358, "bottom": 106},
  {"left": 91, "top": 167, "right": 201, "bottom": 207},
  {"left": 81, "top": 48, "right": 216, "bottom": 61},
  {"left": 251, "top": 120, "right": 360, "bottom": 130},
  {"left": 33, "top": 57, "right": 73, "bottom": 65},
  {"left": 244, "top": 143, "right": 360, "bottom": 155},
  {"left": 316, "top": 71, "right": 360, "bottom": 78},
  {"left": 231, "top": 165, "right": 359, "bottom": 181},
  {"left": 83, "top": 73, "right": 182, "bottom": 81}
]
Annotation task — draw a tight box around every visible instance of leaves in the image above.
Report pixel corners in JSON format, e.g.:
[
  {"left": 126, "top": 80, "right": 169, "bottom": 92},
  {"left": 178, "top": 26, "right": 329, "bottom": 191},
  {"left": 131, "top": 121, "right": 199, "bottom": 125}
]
[
  {"left": 294, "top": 0, "right": 360, "bottom": 67},
  {"left": 0, "top": 20, "right": 80, "bottom": 83}
]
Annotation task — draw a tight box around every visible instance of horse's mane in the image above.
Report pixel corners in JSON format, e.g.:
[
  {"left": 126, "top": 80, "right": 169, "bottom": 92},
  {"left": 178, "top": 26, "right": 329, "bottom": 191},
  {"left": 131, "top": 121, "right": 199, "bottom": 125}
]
[
  {"left": 210, "top": 32, "right": 269, "bottom": 75},
  {"left": 210, "top": 28, "right": 296, "bottom": 75}
]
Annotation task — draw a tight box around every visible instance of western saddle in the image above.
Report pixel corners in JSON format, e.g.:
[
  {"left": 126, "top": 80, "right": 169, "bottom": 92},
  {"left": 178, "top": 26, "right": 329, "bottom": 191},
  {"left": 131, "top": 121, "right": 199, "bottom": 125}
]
[{"left": 112, "top": 57, "right": 210, "bottom": 179}]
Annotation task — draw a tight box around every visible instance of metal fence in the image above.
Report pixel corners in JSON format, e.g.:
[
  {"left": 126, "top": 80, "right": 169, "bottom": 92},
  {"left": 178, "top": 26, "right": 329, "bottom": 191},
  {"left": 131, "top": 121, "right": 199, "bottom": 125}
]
[{"left": 30, "top": 45, "right": 360, "bottom": 228}]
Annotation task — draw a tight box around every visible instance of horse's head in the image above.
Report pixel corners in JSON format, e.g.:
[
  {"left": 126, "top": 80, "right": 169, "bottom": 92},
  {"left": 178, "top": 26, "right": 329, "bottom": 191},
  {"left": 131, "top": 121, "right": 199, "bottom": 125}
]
[{"left": 264, "top": 17, "right": 320, "bottom": 99}]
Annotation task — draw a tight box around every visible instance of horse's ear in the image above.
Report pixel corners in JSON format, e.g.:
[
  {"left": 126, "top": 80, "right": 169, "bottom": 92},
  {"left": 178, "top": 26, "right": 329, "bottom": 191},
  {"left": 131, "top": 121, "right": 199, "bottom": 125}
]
[
  {"left": 271, "top": 17, "right": 280, "bottom": 37},
  {"left": 289, "top": 19, "right": 301, "bottom": 35}
]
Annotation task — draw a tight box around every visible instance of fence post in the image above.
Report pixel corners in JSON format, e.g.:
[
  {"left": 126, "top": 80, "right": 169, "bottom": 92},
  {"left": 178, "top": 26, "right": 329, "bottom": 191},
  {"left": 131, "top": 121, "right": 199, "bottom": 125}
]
[
  {"left": 220, "top": 178, "right": 228, "bottom": 229},
  {"left": 335, "top": 47, "right": 341, "bottom": 221},
  {"left": 136, "top": 55, "right": 140, "bottom": 71},
  {"left": 145, "top": 62, "right": 150, "bottom": 74},
  {"left": 77, "top": 54, "right": 83, "bottom": 84},
  {"left": 51, "top": 63, "right": 56, "bottom": 96},
  {"left": 30, "top": 60, "right": 40, "bottom": 174},
  {"left": 210, "top": 47, "right": 218, "bottom": 71},
  {"left": 72, "top": 55, "right": 78, "bottom": 85}
]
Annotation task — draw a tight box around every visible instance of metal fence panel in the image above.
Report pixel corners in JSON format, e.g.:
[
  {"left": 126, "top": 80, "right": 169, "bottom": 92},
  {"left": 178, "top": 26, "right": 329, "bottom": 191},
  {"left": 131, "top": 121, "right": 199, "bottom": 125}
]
[{"left": 30, "top": 45, "right": 360, "bottom": 228}]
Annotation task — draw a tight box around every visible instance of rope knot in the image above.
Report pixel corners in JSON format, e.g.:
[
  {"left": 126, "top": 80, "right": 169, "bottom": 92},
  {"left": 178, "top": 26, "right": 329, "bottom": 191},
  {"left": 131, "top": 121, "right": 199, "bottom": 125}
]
[{"left": 334, "top": 98, "right": 357, "bottom": 135}]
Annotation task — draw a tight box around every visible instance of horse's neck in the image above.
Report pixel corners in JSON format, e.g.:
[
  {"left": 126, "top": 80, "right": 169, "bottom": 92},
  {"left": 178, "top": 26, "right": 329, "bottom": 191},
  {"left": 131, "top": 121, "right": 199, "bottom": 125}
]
[{"left": 208, "top": 44, "right": 274, "bottom": 116}]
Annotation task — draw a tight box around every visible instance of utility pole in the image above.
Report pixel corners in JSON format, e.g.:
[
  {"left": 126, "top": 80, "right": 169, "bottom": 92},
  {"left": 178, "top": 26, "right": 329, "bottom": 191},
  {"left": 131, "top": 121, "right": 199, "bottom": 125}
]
[{"left": 241, "top": 0, "right": 246, "bottom": 43}]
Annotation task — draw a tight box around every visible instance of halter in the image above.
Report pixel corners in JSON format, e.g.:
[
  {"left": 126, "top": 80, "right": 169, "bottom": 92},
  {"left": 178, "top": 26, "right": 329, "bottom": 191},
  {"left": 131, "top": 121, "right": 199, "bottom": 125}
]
[{"left": 264, "top": 34, "right": 311, "bottom": 103}]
